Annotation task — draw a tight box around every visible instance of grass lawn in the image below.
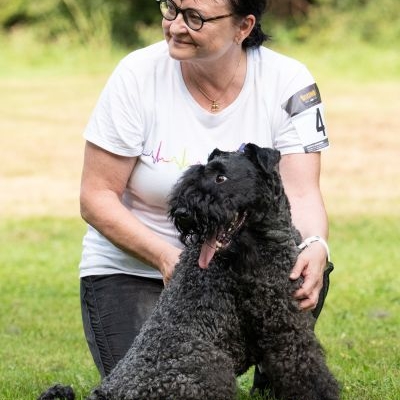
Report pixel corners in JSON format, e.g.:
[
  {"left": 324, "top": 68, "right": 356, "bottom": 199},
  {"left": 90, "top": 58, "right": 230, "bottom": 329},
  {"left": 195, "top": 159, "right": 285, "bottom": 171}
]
[{"left": 0, "top": 216, "right": 399, "bottom": 399}]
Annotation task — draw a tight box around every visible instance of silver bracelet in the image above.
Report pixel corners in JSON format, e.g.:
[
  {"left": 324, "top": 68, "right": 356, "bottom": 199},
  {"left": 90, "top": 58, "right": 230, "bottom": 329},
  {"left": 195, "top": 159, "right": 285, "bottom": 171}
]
[{"left": 298, "top": 235, "right": 330, "bottom": 262}]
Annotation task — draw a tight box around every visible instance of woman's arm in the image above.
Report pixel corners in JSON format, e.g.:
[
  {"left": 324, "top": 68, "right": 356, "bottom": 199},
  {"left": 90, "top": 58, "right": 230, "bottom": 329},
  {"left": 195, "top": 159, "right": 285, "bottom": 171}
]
[
  {"left": 279, "top": 152, "right": 329, "bottom": 311},
  {"left": 80, "top": 141, "right": 181, "bottom": 284}
]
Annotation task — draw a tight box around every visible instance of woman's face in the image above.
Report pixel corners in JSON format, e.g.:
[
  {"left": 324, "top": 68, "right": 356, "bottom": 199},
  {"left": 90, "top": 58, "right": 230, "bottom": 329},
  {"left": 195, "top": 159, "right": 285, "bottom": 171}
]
[{"left": 161, "top": 0, "right": 240, "bottom": 63}]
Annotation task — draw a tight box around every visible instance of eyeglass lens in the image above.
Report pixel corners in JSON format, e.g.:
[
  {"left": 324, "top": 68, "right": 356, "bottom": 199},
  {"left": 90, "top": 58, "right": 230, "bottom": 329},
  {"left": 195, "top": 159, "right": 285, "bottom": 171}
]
[{"left": 160, "top": 0, "right": 204, "bottom": 30}]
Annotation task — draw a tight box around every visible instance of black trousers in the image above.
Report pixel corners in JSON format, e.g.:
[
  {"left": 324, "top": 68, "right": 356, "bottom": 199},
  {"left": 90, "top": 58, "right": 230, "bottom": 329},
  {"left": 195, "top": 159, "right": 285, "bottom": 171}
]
[
  {"left": 80, "top": 263, "right": 334, "bottom": 380},
  {"left": 80, "top": 274, "right": 164, "bottom": 378}
]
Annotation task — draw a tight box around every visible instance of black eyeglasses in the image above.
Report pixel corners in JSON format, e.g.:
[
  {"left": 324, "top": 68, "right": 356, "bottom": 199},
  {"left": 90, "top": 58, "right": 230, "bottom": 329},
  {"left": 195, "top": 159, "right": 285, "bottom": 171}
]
[{"left": 157, "top": 0, "right": 233, "bottom": 31}]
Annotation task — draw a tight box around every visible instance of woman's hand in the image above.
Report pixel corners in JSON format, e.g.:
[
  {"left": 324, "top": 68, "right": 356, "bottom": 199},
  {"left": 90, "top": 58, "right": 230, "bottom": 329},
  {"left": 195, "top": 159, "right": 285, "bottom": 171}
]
[
  {"left": 159, "top": 246, "right": 182, "bottom": 285},
  {"left": 290, "top": 242, "right": 327, "bottom": 311}
]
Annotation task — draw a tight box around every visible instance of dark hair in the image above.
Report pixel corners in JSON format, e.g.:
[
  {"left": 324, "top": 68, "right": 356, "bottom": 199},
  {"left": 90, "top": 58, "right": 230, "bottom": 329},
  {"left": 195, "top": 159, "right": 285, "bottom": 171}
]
[{"left": 229, "top": 0, "right": 270, "bottom": 48}]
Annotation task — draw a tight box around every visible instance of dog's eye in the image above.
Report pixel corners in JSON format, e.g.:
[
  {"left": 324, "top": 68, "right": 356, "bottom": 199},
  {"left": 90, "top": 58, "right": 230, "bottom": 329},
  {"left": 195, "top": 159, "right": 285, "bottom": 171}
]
[{"left": 215, "top": 175, "right": 228, "bottom": 184}]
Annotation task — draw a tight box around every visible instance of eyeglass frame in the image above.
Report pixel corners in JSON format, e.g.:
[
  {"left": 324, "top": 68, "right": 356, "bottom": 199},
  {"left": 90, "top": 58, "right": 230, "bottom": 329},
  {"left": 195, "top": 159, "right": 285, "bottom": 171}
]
[{"left": 157, "top": 0, "right": 233, "bottom": 31}]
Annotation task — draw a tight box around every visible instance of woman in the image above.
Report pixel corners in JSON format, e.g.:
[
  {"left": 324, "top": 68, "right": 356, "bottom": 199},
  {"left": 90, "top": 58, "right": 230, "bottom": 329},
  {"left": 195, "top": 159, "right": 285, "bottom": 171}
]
[{"left": 79, "top": 0, "right": 332, "bottom": 392}]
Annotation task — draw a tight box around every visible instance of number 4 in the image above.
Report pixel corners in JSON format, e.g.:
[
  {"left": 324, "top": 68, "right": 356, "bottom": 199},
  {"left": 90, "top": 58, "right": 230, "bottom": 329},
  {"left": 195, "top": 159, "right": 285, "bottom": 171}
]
[{"left": 316, "top": 108, "right": 326, "bottom": 136}]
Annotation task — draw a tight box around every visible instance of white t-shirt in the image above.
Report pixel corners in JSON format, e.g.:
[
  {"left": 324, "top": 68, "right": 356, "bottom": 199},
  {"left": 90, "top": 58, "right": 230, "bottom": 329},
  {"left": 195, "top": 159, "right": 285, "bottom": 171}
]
[{"left": 79, "top": 40, "right": 329, "bottom": 279}]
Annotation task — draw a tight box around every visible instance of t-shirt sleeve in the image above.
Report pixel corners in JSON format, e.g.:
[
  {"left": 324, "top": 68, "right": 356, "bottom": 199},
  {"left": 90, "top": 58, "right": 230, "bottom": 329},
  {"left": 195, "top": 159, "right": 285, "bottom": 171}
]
[
  {"left": 84, "top": 56, "right": 145, "bottom": 157},
  {"left": 273, "top": 64, "right": 330, "bottom": 155}
]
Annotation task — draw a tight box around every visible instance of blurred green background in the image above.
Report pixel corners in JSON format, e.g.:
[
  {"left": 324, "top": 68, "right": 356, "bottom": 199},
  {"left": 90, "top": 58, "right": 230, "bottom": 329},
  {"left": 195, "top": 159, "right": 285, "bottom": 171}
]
[{"left": 1, "top": 0, "right": 399, "bottom": 77}]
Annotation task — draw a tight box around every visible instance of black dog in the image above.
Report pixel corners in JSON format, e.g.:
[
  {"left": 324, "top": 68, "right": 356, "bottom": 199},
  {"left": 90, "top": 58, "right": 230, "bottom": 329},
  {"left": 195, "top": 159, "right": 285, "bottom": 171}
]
[{"left": 39, "top": 144, "right": 339, "bottom": 400}]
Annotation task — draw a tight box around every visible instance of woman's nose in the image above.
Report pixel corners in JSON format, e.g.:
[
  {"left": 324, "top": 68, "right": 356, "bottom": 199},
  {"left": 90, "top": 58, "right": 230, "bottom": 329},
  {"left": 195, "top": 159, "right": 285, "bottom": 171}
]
[{"left": 168, "top": 12, "right": 188, "bottom": 33}]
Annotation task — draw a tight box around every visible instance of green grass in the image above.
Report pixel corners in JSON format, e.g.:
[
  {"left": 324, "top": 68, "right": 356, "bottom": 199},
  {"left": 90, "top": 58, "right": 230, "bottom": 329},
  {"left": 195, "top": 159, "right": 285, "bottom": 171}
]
[
  {"left": 0, "top": 29, "right": 125, "bottom": 79},
  {"left": 1, "top": 216, "right": 399, "bottom": 399},
  {"left": 271, "top": 41, "right": 400, "bottom": 84},
  {"left": 1, "top": 22, "right": 400, "bottom": 83},
  {"left": 0, "top": 218, "right": 98, "bottom": 399},
  {"left": 0, "top": 24, "right": 161, "bottom": 79}
]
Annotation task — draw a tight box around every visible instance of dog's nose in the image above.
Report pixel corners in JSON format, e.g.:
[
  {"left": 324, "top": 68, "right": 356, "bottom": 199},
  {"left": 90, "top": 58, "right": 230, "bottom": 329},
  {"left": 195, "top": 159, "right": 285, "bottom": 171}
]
[
  {"left": 173, "top": 207, "right": 188, "bottom": 218},
  {"left": 173, "top": 208, "right": 193, "bottom": 230},
  {"left": 173, "top": 207, "right": 190, "bottom": 222}
]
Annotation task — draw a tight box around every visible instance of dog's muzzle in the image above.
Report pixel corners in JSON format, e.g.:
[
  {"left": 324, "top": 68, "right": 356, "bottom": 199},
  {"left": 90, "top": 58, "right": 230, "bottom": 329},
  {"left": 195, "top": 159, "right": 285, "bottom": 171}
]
[{"left": 198, "top": 211, "right": 247, "bottom": 269}]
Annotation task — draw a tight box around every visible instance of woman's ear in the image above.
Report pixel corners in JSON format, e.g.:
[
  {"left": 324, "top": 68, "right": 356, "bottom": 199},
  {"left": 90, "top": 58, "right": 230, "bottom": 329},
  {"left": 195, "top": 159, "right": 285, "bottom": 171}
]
[{"left": 236, "top": 14, "right": 256, "bottom": 44}]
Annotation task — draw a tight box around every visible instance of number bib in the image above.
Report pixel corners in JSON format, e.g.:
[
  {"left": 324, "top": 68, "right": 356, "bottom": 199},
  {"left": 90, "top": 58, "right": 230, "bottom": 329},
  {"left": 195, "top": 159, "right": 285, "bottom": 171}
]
[{"left": 282, "top": 83, "right": 329, "bottom": 153}]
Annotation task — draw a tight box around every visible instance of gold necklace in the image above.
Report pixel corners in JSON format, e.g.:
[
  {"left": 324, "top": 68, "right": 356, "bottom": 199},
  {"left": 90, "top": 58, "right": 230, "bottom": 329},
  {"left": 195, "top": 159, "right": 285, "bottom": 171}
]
[{"left": 192, "top": 53, "right": 242, "bottom": 113}]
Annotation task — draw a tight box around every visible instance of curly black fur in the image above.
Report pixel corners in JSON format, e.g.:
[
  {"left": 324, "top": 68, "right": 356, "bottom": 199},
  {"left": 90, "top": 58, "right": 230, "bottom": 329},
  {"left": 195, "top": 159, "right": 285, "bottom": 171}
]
[{"left": 39, "top": 143, "right": 339, "bottom": 400}]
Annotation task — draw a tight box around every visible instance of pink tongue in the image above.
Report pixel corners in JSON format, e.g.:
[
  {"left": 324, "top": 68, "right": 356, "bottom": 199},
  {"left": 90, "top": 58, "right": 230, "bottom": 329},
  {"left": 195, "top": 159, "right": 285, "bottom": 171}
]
[{"left": 198, "top": 236, "right": 217, "bottom": 269}]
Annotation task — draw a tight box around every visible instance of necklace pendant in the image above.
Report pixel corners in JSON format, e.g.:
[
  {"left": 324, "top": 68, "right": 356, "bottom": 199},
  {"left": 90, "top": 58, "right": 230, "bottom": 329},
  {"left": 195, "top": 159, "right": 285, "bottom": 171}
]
[{"left": 211, "top": 101, "right": 219, "bottom": 112}]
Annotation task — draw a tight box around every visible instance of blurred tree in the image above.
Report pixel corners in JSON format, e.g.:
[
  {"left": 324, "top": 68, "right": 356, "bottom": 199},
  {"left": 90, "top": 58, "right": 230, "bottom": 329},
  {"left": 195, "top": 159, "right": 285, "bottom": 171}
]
[
  {"left": 108, "top": 0, "right": 160, "bottom": 45},
  {"left": 1, "top": 0, "right": 398, "bottom": 48},
  {"left": 0, "top": 0, "right": 160, "bottom": 46},
  {"left": 268, "top": 0, "right": 314, "bottom": 18}
]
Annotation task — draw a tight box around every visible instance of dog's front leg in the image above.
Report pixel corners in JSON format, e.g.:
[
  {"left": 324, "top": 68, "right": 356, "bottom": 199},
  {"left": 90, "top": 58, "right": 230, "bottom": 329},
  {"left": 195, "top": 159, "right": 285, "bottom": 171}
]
[{"left": 257, "top": 328, "right": 339, "bottom": 400}]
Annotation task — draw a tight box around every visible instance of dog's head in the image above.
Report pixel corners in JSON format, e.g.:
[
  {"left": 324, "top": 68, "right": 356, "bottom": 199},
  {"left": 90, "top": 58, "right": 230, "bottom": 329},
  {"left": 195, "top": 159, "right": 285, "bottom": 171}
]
[{"left": 168, "top": 143, "right": 290, "bottom": 268}]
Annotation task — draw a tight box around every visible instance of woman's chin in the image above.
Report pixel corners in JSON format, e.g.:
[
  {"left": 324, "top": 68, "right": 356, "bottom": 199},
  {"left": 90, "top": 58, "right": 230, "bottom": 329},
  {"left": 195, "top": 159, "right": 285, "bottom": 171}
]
[{"left": 166, "top": 39, "right": 197, "bottom": 60}]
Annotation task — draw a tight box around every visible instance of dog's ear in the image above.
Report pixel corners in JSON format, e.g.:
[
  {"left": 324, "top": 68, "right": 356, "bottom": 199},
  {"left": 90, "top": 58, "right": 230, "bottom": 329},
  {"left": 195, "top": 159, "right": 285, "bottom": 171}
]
[
  {"left": 243, "top": 143, "right": 281, "bottom": 174},
  {"left": 208, "top": 148, "right": 223, "bottom": 162}
]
